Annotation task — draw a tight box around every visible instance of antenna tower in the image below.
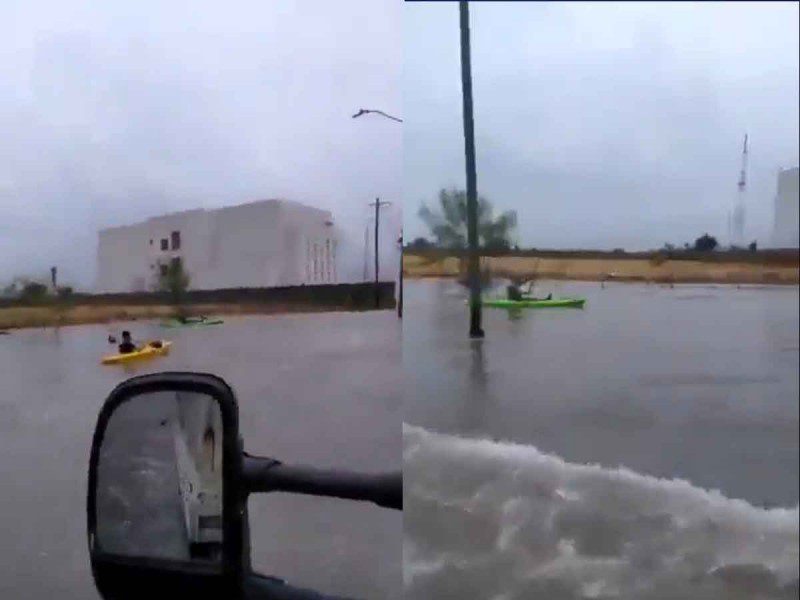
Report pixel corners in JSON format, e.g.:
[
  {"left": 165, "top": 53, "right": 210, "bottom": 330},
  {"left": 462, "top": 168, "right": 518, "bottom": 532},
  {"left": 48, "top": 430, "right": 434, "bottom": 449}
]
[{"left": 732, "top": 134, "right": 748, "bottom": 246}]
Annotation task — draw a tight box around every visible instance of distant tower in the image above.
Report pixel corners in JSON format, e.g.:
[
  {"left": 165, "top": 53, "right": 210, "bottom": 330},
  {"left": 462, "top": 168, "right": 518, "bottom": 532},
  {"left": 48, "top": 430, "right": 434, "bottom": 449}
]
[{"left": 732, "top": 134, "right": 748, "bottom": 247}]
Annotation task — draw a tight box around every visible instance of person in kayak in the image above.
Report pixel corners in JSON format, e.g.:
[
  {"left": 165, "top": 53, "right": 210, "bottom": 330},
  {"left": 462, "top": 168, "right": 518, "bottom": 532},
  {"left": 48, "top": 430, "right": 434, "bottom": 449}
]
[
  {"left": 507, "top": 276, "right": 535, "bottom": 301},
  {"left": 118, "top": 331, "right": 136, "bottom": 354},
  {"left": 506, "top": 282, "right": 524, "bottom": 301},
  {"left": 507, "top": 277, "right": 553, "bottom": 302}
]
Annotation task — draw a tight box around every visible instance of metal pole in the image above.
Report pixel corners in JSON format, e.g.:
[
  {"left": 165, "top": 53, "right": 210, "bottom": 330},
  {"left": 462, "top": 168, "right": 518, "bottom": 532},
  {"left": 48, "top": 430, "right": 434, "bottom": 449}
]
[{"left": 460, "top": 0, "right": 484, "bottom": 339}]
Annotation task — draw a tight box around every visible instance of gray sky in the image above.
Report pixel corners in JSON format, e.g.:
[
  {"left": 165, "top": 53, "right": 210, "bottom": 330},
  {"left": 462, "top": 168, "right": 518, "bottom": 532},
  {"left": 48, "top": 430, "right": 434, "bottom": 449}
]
[
  {"left": 404, "top": 1, "right": 799, "bottom": 250},
  {"left": 1, "top": 0, "right": 400, "bottom": 288}
]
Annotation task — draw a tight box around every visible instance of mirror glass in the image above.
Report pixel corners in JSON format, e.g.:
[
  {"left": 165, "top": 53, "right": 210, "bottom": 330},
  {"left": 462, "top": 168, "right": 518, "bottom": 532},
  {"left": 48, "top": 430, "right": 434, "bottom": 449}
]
[{"left": 95, "top": 391, "right": 224, "bottom": 563}]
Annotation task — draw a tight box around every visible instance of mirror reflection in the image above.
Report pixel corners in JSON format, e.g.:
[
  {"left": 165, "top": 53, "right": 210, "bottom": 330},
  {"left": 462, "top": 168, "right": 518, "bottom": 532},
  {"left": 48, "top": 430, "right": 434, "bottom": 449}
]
[{"left": 95, "top": 391, "right": 223, "bottom": 563}]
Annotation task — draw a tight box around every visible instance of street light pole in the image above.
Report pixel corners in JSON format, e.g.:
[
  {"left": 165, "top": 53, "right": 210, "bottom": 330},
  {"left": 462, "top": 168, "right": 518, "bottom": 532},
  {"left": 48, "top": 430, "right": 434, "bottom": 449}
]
[
  {"left": 352, "top": 109, "right": 403, "bottom": 123},
  {"left": 353, "top": 108, "right": 403, "bottom": 316},
  {"left": 460, "top": 0, "right": 484, "bottom": 339}
]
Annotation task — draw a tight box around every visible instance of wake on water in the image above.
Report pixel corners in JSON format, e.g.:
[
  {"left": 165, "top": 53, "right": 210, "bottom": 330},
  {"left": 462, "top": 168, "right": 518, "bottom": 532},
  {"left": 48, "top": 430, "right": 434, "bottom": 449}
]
[{"left": 404, "top": 424, "right": 799, "bottom": 600}]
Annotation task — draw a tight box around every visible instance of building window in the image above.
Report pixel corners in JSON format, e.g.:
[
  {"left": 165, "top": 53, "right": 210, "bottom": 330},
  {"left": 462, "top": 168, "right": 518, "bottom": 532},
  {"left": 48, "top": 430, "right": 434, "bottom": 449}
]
[
  {"left": 149, "top": 239, "right": 153, "bottom": 246},
  {"left": 159, "top": 264, "right": 168, "bottom": 276},
  {"left": 161, "top": 238, "right": 168, "bottom": 251},
  {"left": 171, "top": 257, "right": 182, "bottom": 269},
  {"left": 171, "top": 231, "right": 181, "bottom": 250}
]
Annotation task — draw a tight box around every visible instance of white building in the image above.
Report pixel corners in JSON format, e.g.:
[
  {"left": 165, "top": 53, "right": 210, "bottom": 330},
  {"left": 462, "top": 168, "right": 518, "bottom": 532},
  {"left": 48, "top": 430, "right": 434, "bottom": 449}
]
[
  {"left": 96, "top": 198, "right": 400, "bottom": 293},
  {"left": 772, "top": 167, "right": 799, "bottom": 248}
]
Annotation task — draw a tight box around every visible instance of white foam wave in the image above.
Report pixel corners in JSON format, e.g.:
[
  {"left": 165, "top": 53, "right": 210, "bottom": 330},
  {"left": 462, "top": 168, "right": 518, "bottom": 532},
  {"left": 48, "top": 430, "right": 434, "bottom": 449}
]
[{"left": 404, "top": 424, "right": 799, "bottom": 600}]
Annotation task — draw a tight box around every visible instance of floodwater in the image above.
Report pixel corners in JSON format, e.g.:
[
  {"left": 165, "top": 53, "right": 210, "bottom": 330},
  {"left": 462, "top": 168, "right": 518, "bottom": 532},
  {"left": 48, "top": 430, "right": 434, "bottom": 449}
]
[
  {"left": 0, "top": 311, "right": 401, "bottom": 599},
  {"left": 404, "top": 279, "right": 799, "bottom": 599}
]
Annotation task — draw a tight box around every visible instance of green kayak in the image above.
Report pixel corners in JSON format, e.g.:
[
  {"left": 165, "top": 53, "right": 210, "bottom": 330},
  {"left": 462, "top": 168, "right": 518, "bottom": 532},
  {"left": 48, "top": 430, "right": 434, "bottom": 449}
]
[
  {"left": 160, "top": 317, "right": 224, "bottom": 328},
  {"left": 482, "top": 297, "right": 586, "bottom": 309}
]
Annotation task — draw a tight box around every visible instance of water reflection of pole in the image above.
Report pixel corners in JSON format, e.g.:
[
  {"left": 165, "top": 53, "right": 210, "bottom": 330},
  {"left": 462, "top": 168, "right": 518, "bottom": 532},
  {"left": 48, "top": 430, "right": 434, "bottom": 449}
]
[
  {"left": 460, "top": 0, "right": 484, "bottom": 339},
  {"left": 462, "top": 338, "right": 490, "bottom": 434}
]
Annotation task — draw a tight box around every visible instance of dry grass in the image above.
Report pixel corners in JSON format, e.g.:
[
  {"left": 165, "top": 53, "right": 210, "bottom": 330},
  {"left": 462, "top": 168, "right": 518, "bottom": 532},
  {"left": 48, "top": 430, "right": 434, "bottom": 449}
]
[
  {"left": 0, "top": 302, "right": 361, "bottom": 331},
  {"left": 403, "top": 254, "right": 800, "bottom": 285}
]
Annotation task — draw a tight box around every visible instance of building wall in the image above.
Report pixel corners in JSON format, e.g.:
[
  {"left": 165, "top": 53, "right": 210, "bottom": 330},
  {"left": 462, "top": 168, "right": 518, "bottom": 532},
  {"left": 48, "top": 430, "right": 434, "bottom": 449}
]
[
  {"left": 279, "top": 201, "right": 336, "bottom": 285},
  {"left": 96, "top": 199, "right": 345, "bottom": 292},
  {"left": 773, "top": 167, "right": 799, "bottom": 248},
  {"left": 204, "top": 201, "right": 284, "bottom": 289}
]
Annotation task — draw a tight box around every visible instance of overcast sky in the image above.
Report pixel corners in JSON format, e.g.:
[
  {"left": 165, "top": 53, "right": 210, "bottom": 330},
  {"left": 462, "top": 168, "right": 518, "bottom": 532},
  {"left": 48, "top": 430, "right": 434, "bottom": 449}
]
[
  {"left": 2, "top": 2, "right": 797, "bottom": 287},
  {"left": 404, "top": 1, "right": 799, "bottom": 250},
  {"left": 1, "top": 0, "right": 400, "bottom": 287}
]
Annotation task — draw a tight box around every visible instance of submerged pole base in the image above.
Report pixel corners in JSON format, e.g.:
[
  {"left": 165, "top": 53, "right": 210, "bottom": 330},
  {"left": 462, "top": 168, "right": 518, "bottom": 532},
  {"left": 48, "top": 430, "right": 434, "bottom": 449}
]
[{"left": 469, "top": 305, "right": 484, "bottom": 338}]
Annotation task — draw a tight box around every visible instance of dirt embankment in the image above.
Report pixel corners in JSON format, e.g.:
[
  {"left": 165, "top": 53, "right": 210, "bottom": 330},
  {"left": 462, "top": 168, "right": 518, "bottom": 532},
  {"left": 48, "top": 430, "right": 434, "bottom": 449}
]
[
  {"left": 0, "top": 302, "right": 378, "bottom": 331},
  {"left": 0, "top": 282, "right": 398, "bottom": 331},
  {"left": 403, "top": 253, "right": 800, "bottom": 285}
]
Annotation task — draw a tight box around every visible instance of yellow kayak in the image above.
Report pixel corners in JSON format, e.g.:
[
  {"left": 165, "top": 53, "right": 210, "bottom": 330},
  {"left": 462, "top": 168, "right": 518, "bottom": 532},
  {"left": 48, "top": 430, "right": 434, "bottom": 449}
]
[{"left": 101, "top": 341, "right": 172, "bottom": 365}]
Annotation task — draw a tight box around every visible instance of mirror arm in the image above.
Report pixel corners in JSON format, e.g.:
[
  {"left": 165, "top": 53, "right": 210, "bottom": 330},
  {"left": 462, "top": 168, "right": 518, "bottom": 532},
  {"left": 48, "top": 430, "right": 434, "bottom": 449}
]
[
  {"left": 244, "top": 574, "right": 359, "bottom": 600},
  {"left": 242, "top": 454, "right": 402, "bottom": 510}
]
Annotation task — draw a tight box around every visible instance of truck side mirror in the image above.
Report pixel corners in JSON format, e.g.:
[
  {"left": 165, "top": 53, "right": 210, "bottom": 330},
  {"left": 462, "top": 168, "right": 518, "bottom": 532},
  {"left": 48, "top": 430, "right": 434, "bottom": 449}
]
[{"left": 87, "top": 373, "right": 245, "bottom": 599}]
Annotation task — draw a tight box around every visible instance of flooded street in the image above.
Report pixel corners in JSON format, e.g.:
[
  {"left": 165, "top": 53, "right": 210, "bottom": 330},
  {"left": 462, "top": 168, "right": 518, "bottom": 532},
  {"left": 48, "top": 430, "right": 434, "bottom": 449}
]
[
  {"left": 0, "top": 311, "right": 401, "bottom": 599},
  {"left": 404, "top": 279, "right": 799, "bottom": 599},
  {"left": 404, "top": 279, "right": 799, "bottom": 506}
]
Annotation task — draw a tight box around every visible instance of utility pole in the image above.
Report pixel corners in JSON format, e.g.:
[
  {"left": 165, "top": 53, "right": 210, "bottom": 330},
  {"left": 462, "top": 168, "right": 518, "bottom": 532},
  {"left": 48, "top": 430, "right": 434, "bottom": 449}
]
[
  {"left": 460, "top": 0, "right": 484, "bottom": 338},
  {"left": 369, "top": 198, "right": 391, "bottom": 309}
]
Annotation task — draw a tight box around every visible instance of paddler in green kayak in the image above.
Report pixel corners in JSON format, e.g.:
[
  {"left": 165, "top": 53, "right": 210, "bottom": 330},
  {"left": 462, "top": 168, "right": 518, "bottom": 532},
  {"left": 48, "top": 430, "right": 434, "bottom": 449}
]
[
  {"left": 506, "top": 282, "right": 524, "bottom": 301},
  {"left": 506, "top": 277, "right": 551, "bottom": 302},
  {"left": 506, "top": 276, "right": 527, "bottom": 300}
]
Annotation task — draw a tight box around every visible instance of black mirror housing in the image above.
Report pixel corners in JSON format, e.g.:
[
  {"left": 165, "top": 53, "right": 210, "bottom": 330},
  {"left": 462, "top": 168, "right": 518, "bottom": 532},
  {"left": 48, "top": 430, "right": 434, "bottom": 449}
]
[{"left": 87, "top": 372, "right": 245, "bottom": 600}]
